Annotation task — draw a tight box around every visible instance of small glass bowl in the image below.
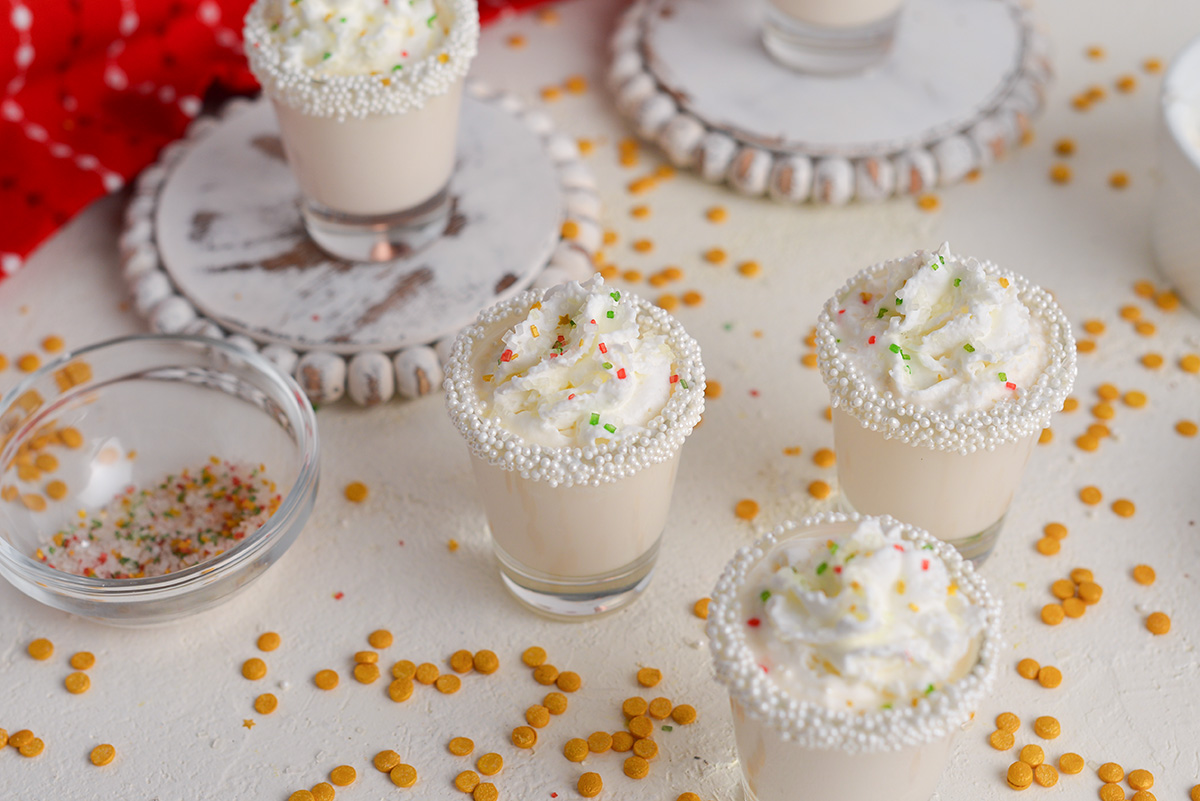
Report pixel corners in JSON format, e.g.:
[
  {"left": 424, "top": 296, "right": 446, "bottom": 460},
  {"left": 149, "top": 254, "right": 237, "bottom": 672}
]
[{"left": 0, "top": 335, "right": 319, "bottom": 627}]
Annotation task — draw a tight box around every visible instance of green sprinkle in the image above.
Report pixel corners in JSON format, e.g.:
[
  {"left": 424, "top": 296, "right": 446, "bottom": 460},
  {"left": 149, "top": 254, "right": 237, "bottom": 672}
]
[
  {"left": 610, "top": 291, "right": 621, "bottom": 301},
  {"left": 723, "top": 322, "right": 734, "bottom": 331},
  {"left": 603, "top": 362, "right": 613, "bottom": 370},
  {"left": 392, "top": 64, "right": 403, "bottom": 71},
  {"left": 963, "top": 343, "right": 975, "bottom": 352},
  {"left": 270, "top": 22, "right": 280, "bottom": 31},
  {"left": 836, "top": 338, "right": 841, "bottom": 343},
  {"left": 606, "top": 310, "right": 614, "bottom": 319},
  {"left": 339, "top": 16, "right": 346, "bottom": 22},
  {"left": 426, "top": 12, "right": 437, "bottom": 27},
  {"left": 998, "top": 372, "right": 1007, "bottom": 381},
  {"left": 895, "top": 297, "right": 903, "bottom": 305},
  {"left": 954, "top": 278, "right": 961, "bottom": 287},
  {"left": 604, "top": 423, "right": 616, "bottom": 434},
  {"left": 322, "top": 52, "right": 331, "bottom": 60},
  {"left": 680, "top": 379, "right": 689, "bottom": 389},
  {"left": 828, "top": 542, "right": 839, "bottom": 554},
  {"left": 889, "top": 344, "right": 900, "bottom": 354},
  {"left": 760, "top": 590, "right": 771, "bottom": 602},
  {"left": 589, "top": 413, "right": 599, "bottom": 425},
  {"left": 939, "top": 254, "right": 945, "bottom": 264},
  {"left": 925, "top": 683, "right": 935, "bottom": 695},
  {"left": 661, "top": 725, "right": 673, "bottom": 732},
  {"left": 930, "top": 261, "right": 938, "bottom": 271},
  {"left": 816, "top": 562, "right": 829, "bottom": 575},
  {"left": 901, "top": 351, "right": 910, "bottom": 361},
  {"left": 882, "top": 703, "right": 893, "bottom": 710},
  {"left": 877, "top": 307, "right": 889, "bottom": 318},
  {"left": 569, "top": 319, "right": 576, "bottom": 328},
  {"left": 923, "top": 543, "right": 935, "bottom": 550}
]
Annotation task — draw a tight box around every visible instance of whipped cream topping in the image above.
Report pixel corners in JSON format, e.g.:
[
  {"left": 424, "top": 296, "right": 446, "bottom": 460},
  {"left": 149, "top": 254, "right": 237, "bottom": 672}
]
[
  {"left": 478, "top": 276, "right": 676, "bottom": 449},
  {"left": 741, "top": 516, "right": 985, "bottom": 710},
  {"left": 256, "top": 0, "right": 450, "bottom": 76},
  {"left": 829, "top": 243, "right": 1047, "bottom": 415}
]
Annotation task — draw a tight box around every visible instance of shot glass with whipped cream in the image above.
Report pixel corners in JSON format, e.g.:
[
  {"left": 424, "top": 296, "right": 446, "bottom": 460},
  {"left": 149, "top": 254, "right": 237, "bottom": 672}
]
[
  {"left": 762, "top": 0, "right": 905, "bottom": 74},
  {"left": 816, "top": 243, "right": 1076, "bottom": 562},
  {"left": 244, "top": 0, "right": 479, "bottom": 262},
  {"left": 708, "top": 512, "right": 1001, "bottom": 801},
  {"left": 444, "top": 276, "right": 705, "bottom": 619}
]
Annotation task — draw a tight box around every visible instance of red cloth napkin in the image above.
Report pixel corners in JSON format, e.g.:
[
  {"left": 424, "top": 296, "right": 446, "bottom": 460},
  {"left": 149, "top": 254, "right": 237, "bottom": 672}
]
[{"left": 0, "top": 0, "right": 555, "bottom": 283}]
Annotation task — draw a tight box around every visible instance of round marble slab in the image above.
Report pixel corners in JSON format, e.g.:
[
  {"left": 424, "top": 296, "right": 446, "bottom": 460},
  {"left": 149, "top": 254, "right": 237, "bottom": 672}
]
[
  {"left": 120, "top": 85, "right": 601, "bottom": 406},
  {"left": 608, "top": 0, "right": 1052, "bottom": 203}
]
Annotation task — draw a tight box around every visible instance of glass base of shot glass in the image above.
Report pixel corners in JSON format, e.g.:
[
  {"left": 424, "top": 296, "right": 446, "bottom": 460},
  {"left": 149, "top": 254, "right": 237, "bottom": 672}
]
[
  {"left": 835, "top": 492, "right": 1005, "bottom": 566},
  {"left": 761, "top": 6, "right": 901, "bottom": 75},
  {"left": 300, "top": 187, "right": 451, "bottom": 263},
  {"left": 493, "top": 537, "right": 661, "bottom": 620}
]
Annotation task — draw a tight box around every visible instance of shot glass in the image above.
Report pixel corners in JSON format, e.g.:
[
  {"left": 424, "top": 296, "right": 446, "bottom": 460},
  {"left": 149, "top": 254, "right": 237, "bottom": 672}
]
[
  {"left": 244, "top": 0, "right": 479, "bottom": 262},
  {"left": 444, "top": 282, "right": 705, "bottom": 619},
  {"left": 1151, "top": 34, "right": 1200, "bottom": 314},
  {"left": 707, "top": 512, "right": 1002, "bottom": 801},
  {"left": 815, "top": 247, "right": 1076, "bottom": 562},
  {"left": 762, "top": 0, "right": 905, "bottom": 75}
]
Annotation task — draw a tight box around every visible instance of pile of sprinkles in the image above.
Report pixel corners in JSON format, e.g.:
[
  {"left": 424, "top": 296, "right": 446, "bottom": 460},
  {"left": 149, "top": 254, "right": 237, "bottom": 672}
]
[{"left": 34, "top": 459, "right": 281, "bottom": 579}]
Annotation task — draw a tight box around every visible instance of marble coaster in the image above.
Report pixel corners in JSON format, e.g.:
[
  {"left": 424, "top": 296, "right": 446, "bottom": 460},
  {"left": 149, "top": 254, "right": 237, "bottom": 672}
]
[
  {"left": 609, "top": 0, "right": 1051, "bottom": 203},
  {"left": 120, "top": 85, "right": 600, "bottom": 406}
]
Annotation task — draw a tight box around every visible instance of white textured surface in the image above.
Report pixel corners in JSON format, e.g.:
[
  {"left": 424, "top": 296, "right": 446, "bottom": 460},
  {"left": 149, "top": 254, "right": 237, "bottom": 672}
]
[{"left": 3, "top": 1, "right": 1200, "bottom": 800}]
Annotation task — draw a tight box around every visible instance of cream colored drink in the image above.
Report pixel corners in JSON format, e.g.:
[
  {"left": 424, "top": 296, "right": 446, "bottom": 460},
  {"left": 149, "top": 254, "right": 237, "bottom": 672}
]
[
  {"left": 768, "top": 0, "right": 904, "bottom": 28},
  {"left": 816, "top": 243, "right": 1076, "bottom": 561},
  {"left": 445, "top": 275, "right": 705, "bottom": 617},
  {"left": 709, "top": 514, "right": 1001, "bottom": 801}
]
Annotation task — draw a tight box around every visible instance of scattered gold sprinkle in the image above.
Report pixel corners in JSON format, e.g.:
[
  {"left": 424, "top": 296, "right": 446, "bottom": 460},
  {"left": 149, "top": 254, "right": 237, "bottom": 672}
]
[
  {"left": 257, "top": 632, "right": 281, "bottom": 652},
  {"left": 637, "top": 666, "right": 663, "bottom": 687},
  {"left": 254, "top": 693, "right": 278, "bottom": 714},
  {"left": 506, "top": 34, "right": 526, "bottom": 49},
  {"left": 90, "top": 743, "right": 115, "bottom": 766},
  {"left": 1036, "top": 537, "right": 1060, "bottom": 556},
  {"left": 737, "top": 260, "right": 762, "bottom": 278},
  {"left": 1110, "top": 171, "right": 1130, "bottom": 189},
  {"left": 314, "top": 669, "right": 339, "bottom": 690},
  {"left": 1017, "top": 658, "right": 1041, "bottom": 679},
  {"left": 1155, "top": 290, "right": 1180, "bottom": 311},
  {"left": 682, "top": 290, "right": 704, "bottom": 307},
  {"left": 1038, "top": 665, "right": 1062, "bottom": 688},
  {"left": 455, "top": 770, "right": 481, "bottom": 792},
  {"left": 1128, "top": 770, "right": 1154, "bottom": 791},
  {"left": 578, "top": 772, "right": 603, "bottom": 797},
  {"left": 563, "top": 738, "right": 588, "bottom": 762},
  {"left": 1115, "top": 75, "right": 1137, "bottom": 93},
  {"left": 65, "top": 671, "right": 91, "bottom": 694},
  {"left": 703, "top": 247, "right": 727, "bottom": 264},
  {"left": 1049, "top": 164, "right": 1072, "bottom": 184},
  {"left": 1133, "top": 564, "right": 1156, "bottom": 585},
  {"left": 705, "top": 381, "right": 723, "bottom": 399},
  {"left": 540, "top": 86, "right": 561, "bottom": 102},
  {"left": 1179, "top": 354, "right": 1200, "bottom": 373},
  {"left": 1177, "top": 420, "right": 1198, "bottom": 436},
  {"left": 1041, "top": 604, "right": 1065, "bottom": 625},
  {"left": 28, "top": 637, "right": 53, "bottom": 660},
  {"left": 657, "top": 294, "right": 679, "bottom": 312},
  {"left": 1144, "top": 58, "right": 1163, "bottom": 73},
  {"left": 390, "top": 764, "right": 418, "bottom": 788},
  {"left": 344, "top": 481, "right": 369, "bottom": 502},
  {"left": 1055, "top": 139, "right": 1077, "bottom": 156},
  {"left": 693, "top": 598, "right": 710, "bottom": 619},
  {"left": 1141, "top": 352, "right": 1164, "bottom": 369},
  {"left": 734, "top": 498, "right": 759, "bottom": 520},
  {"left": 329, "top": 765, "right": 356, "bottom": 787},
  {"left": 1146, "top": 611, "right": 1171, "bottom": 635},
  {"left": 477, "top": 753, "right": 503, "bottom": 776},
  {"left": 1079, "top": 486, "right": 1103, "bottom": 505},
  {"left": 1060, "top": 753, "right": 1085, "bottom": 774},
  {"left": 1099, "top": 763, "right": 1125, "bottom": 784},
  {"left": 1033, "top": 764, "right": 1059, "bottom": 787},
  {"left": 1008, "top": 761, "right": 1034, "bottom": 790},
  {"left": 915, "top": 193, "right": 940, "bottom": 211},
  {"left": 17, "top": 353, "right": 40, "bottom": 372},
  {"left": 242, "top": 658, "right": 267, "bottom": 681},
  {"left": 564, "top": 75, "right": 588, "bottom": 94},
  {"left": 511, "top": 726, "right": 537, "bottom": 749},
  {"left": 808, "top": 480, "right": 831, "bottom": 500},
  {"left": 1086, "top": 45, "right": 1106, "bottom": 60},
  {"left": 1034, "top": 716, "right": 1061, "bottom": 739},
  {"left": 705, "top": 206, "right": 727, "bottom": 223}
]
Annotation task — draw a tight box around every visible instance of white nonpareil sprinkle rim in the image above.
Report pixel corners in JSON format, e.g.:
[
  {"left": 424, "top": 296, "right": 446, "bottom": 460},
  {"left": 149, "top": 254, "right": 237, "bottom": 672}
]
[
  {"left": 443, "top": 282, "right": 705, "bottom": 488},
  {"left": 243, "top": 0, "right": 479, "bottom": 120},
  {"left": 706, "top": 511, "right": 1002, "bottom": 754},
  {"left": 815, "top": 251, "right": 1077, "bottom": 455}
]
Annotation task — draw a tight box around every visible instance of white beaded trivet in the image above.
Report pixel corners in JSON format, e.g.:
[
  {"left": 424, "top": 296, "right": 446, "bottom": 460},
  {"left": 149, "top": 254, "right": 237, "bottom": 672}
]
[
  {"left": 120, "top": 84, "right": 600, "bottom": 406},
  {"left": 609, "top": 0, "right": 1052, "bottom": 203}
]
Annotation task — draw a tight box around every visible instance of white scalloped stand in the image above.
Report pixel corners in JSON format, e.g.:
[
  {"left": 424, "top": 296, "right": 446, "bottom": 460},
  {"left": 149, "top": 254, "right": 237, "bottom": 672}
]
[
  {"left": 609, "top": 0, "right": 1052, "bottom": 203},
  {"left": 119, "top": 84, "right": 601, "bottom": 406}
]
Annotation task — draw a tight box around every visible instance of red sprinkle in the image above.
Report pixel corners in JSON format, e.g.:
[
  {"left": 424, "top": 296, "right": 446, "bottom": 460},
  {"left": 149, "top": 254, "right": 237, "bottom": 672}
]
[
  {"left": 747, "top": 618, "right": 761, "bottom": 628},
  {"left": 833, "top": 565, "right": 842, "bottom": 574},
  {"left": 617, "top": 368, "right": 626, "bottom": 379},
  {"left": 749, "top": 389, "right": 759, "bottom": 397},
  {"left": 921, "top": 559, "right": 930, "bottom": 571},
  {"left": 893, "top": 544, "right": 904, "bottom": 552},
  {"left": 1006, "top": 382, "right": 1016, "bottom": 390},
  {"left": 590, "top": 319, "right": 596, "bottom": 324},
  {"left": 599, "top": 342, "right": 608, "bottom": 354},
  {"left": 500, "top": 349, "right": 513, "bottom": 362},
  {"left": 838, "top": 309, "right": 846, "bottom": 314},
  {"left": 333, "top": 592, "right": 344, "bottom": 600},
  {"left": 868, "top": 335, "right": 876, "bottom": 345},
  {"left": 670, "top": 374, "right": 679, "bottom": 384},
  {"left": 568, "top": 394, "right": 575, "bottom": 400},
  {"left": 760, "top": 664, "right": 769, "bottom": 674}
]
